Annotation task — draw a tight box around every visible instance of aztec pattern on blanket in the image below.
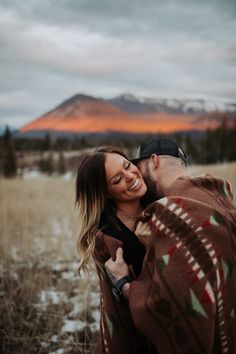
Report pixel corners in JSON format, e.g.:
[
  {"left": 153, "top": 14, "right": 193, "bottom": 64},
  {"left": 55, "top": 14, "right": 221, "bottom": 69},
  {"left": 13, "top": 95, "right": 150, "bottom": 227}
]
[{"left": 129, "top": 174, "right": 236, "bottom": 354}]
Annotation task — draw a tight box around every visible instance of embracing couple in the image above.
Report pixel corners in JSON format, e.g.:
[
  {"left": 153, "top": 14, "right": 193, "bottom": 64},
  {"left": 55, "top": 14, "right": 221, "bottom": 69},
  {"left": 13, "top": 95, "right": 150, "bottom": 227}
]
[{"left": 76, "top": 138, "right": 236, "bottom": 354}]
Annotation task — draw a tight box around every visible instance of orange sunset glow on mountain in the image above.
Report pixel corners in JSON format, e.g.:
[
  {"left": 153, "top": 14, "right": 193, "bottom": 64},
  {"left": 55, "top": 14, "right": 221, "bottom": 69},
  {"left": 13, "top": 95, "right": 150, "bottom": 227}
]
[{"left": 20, "top": 94, "right": 235, "bottom": 136}]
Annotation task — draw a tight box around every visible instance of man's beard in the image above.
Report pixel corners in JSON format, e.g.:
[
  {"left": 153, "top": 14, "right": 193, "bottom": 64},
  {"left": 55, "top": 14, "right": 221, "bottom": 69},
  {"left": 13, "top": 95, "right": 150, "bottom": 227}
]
[{"left": 141, "top": 174, "right": 164, "bottom": 207}]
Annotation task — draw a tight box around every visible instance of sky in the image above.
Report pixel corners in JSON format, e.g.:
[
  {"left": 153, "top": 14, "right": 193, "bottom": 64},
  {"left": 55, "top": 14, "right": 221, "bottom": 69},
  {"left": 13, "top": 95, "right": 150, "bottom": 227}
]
[{"left": 1, "top": 0, "right": 236, "bottom": 128}]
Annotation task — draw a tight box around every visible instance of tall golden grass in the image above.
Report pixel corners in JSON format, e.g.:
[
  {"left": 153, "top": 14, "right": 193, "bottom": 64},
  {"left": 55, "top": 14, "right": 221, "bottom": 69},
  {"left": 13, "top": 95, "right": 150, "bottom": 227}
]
[
  {"left": 0, "top": 178, "right": 98, "bottom": 354},
  {"left": 0, "top": 162, "right": 235, "bottom": 353}
]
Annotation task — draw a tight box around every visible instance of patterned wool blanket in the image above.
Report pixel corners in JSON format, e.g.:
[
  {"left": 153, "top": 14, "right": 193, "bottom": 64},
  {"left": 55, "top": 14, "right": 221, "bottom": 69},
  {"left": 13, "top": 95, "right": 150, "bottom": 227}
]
[{"left": 129, "top": 174, "right": 236, "bottom": 354}]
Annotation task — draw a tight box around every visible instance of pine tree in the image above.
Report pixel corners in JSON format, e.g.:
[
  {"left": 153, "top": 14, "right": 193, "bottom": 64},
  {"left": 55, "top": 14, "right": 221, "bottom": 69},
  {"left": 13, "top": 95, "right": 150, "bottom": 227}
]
[
  {"left": 38, "top": 152, "right": 54, "bottom": 175},
  {"left": 2, "top": 126, "right": 17, "bottom": 177},
  {"left": 42, "top": 133, "right": 52, "bottom": 151},
  {"left": 185, "top": 134, "right": 199, "bottom": 164},
  {"left": 216, "top": 118, "right": 228, "bottom": 162},
  {"left": 0, "top": 138, "right": 3, "bottom": 176},
  {"left": 44, "top": 152, "right": 54, "bottom": 175},
  {"left": 57, "top": 151, "right": 66, "bottom": 174},
  {"left": 228, "top": 121, "right": 236, "bottom": 161}
]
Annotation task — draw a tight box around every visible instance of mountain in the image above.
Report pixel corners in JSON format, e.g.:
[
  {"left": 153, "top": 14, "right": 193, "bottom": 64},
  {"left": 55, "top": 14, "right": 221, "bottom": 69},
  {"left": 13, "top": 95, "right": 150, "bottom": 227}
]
[
  {"left": 19, "top": 93, "right": 236, "bottom": 136},
  {"left": 20, "top": 94, "right": 136, "bottom": 133},
  {"left": 108, "top": 93, "right": 236, "bottom": 114}
]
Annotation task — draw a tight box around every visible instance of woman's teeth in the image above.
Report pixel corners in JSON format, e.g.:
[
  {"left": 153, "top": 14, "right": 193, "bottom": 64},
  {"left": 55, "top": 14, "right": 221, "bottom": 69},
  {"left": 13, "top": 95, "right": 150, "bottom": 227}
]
[{"left": 129, "top": 179, "right": 139, "bottom": 191}]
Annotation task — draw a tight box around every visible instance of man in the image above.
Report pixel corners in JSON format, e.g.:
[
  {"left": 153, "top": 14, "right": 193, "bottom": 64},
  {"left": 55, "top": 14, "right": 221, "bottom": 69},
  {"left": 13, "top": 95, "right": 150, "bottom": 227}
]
[{"left": 105, "top": 138, "right": 236, "bottom": 354}]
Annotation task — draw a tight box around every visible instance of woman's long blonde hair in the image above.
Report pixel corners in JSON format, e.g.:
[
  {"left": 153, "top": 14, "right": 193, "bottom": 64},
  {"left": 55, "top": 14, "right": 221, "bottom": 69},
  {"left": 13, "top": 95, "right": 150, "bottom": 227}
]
[{"left": 75, "top": 146, "right": 128, "bottom": 274}]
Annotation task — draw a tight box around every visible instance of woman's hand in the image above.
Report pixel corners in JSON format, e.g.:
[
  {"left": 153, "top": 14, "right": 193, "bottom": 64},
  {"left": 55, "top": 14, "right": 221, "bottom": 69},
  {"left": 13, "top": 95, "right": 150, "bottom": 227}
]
[{"left": 105, "top": 247, "right": 129, "bottom": 285}]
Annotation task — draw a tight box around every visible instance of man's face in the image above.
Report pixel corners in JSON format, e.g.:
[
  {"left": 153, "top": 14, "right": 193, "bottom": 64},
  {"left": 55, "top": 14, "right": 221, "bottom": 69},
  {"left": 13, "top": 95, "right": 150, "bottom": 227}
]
[{"left": 137, "top": 158, "right": 164, "bottom": 203}]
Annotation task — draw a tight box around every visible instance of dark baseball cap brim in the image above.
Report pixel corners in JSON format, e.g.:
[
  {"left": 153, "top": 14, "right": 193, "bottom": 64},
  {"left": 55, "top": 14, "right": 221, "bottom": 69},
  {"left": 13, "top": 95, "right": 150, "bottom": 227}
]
[{"left": 131, "top": 138, "right": 187, "bottom": 165}]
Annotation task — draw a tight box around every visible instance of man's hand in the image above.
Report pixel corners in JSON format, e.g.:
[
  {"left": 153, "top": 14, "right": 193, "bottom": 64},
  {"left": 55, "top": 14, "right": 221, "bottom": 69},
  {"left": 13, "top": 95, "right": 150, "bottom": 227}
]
[{"left": 105, "top": 247, "right": 129, "bottom": 285}]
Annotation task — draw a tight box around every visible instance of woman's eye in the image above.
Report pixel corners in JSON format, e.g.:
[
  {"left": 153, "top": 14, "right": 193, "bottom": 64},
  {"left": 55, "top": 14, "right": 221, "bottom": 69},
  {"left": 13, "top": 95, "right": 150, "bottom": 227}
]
[
  {"left": 113, "top": 177, "right": 121, "bottom": 184},
  {"left": 125, "top": 162, "right": 131, "bottom": 169}
]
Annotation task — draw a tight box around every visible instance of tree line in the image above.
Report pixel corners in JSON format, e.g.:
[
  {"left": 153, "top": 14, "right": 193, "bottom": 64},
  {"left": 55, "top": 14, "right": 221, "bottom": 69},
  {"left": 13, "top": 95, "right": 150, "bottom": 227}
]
[
  {"left": 0, "top": 120, "right": 236, "bottom": 177},
  {"left": 0, "top": 128, "right": 66, "bottom": 177}
]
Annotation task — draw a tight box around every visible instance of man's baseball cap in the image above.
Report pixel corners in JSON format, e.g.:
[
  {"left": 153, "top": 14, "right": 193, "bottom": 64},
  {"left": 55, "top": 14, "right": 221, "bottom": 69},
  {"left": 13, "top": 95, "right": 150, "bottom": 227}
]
[{"left": 132, "top": 138, "right": 187, "bottom": 165}]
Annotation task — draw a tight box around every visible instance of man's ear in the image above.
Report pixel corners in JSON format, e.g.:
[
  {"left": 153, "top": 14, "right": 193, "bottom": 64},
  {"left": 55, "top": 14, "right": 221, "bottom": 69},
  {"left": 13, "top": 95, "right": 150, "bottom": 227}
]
[{"left": 150, "top": 154, "right": 160, "bottom": 170}]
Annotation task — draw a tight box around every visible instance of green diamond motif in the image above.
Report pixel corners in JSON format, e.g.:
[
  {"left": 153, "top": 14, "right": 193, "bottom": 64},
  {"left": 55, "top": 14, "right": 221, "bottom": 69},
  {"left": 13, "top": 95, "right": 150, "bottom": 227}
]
[
  {"left": 210, "top": 215, "right": 219, "bottom": 226},
  {"left": 221, "top": 259, "right": 229, "bottom": 282},
  {"left": 190, "top": 289, "right": 208, "bottom": 319},
  {"left": 212, "top": 211, "right": 226, "bottom": 226},
  {"left": 163, "top": 254, "right": 170, "bottom": 265},
  {"left": 105, "top": 312, "right": 113, "bottom": 338}
]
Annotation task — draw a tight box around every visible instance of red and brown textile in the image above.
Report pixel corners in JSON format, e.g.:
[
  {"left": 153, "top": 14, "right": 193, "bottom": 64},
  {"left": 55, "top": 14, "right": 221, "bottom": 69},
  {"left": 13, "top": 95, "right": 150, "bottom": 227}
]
[
  {"left": 129, "top": 174, "right": 236, "bottom": 354},
  {"left": 94, "top": 232, "right": 150, "bottom": 354}
]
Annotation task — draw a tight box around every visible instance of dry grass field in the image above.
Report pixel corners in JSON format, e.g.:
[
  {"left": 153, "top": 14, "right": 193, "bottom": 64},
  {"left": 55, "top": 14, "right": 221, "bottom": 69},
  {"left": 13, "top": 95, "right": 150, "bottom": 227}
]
[
  {"left": 0, "top": 178, "right": 99, "bottom": 354},
  {"left": 0, "top": 161, "right": 235, "bottom": 354}
]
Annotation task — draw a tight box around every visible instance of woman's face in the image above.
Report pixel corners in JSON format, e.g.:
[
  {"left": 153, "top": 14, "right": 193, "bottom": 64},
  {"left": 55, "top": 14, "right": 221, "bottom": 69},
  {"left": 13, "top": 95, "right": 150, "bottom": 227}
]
[{"left": 105, "top": 153, "right": 147, "bottom": 203}]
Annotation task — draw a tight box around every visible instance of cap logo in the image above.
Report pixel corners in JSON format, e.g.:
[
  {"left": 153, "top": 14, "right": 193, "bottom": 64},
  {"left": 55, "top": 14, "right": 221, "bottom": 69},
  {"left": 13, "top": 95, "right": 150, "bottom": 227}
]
[
  {"left": 178, "top": 147, "right": 187, "bottom": 165},
  {"left": 135, "top": 146, "right": 141, "bottom": 159},
  {"left": 178, "top": 147, "right": 185, "bottom": 158}
]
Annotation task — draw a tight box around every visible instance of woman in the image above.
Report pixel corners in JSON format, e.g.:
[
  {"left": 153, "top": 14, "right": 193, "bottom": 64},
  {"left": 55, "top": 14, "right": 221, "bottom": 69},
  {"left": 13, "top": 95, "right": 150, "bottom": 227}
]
[{"left": 76, "top": 146, "right": 156, "bottom": 354}]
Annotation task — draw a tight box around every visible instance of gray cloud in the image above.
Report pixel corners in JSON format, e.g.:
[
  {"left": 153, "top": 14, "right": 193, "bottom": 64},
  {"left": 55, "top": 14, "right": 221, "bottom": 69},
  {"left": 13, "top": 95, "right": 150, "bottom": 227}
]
[{"left": 0, "top": 0, "right": 236, "bottom": 127}]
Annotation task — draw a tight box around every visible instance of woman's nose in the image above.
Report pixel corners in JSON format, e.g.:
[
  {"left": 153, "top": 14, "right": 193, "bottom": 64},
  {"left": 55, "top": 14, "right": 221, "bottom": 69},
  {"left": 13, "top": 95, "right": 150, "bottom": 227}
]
[{"left": 124, "top": 171, "right": 134, "bottom": 181}]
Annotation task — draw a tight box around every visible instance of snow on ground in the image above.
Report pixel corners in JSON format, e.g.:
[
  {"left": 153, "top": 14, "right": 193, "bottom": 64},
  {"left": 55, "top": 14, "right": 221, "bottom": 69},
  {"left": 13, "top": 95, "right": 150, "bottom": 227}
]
[
  {"left": 61, "top": 319, "right": 86, "bottom": 334},
  {"left": 49, "top": 348, "right": 65, "bottom": 354},
  {"left": 40, "top": 289, "right": 66, "bottom": 305}
]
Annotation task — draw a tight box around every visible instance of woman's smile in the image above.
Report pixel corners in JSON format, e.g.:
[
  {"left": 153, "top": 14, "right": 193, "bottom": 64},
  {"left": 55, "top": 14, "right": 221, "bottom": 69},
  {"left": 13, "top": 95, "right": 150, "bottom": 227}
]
[{"left": 128, "top": 178, "right": 140, "bottom": 191}]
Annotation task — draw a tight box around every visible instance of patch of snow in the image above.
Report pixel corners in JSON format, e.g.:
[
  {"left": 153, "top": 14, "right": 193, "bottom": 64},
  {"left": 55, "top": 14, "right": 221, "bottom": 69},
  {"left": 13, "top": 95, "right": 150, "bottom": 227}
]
[
  {"left": 89, "top": 309, "right": 100, "bottom": 332},
  {"left": 61, "top": 319, "right": 86, "bottom": 333},
  {"left": 41, "top": 342, "right": 49, "bottom": 348},
  {"left": 40, "top": 289, "right": 66, "bottom": 305},
  {"left": 11, "top": 271, "right": 19, "bottom": 280},
  {"left": 51, "top": 335, "right": 59, "bottom": 343},
  {"left": 11, "top": 246, "right": 18, "bottom": 261},
  {"left": 68, "top": 300, "right": 84, "bottom": 317},
  {"left": 89, "top": 292, "right": 100, "bottom": 308},
  {"left": 70, "top": 260, "right": 79, "bottom": 272},
  {"left": 91, "top": 308, "right": 100, "bottom": 323},
  {"left": 23, "top": 170, "right": 47, "bottom": 180},
  {"left": 62, "top": 172, "right": 73, "bottom": 181},
  {"left": 61, "top": 271, "right": 78, "bottom": 280},
  {"left": 52, "top": 262, "right": 67, "bottom": 272},
  {"left": 49, "top": 349, "right": 65, "bottom": 354}
]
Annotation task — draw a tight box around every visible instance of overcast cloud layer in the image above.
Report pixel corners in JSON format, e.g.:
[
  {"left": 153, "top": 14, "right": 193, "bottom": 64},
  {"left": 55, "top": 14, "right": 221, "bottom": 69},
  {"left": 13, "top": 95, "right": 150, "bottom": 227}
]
[{"left": 1, "top": 0, "right": 236, "bottom": 128}]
